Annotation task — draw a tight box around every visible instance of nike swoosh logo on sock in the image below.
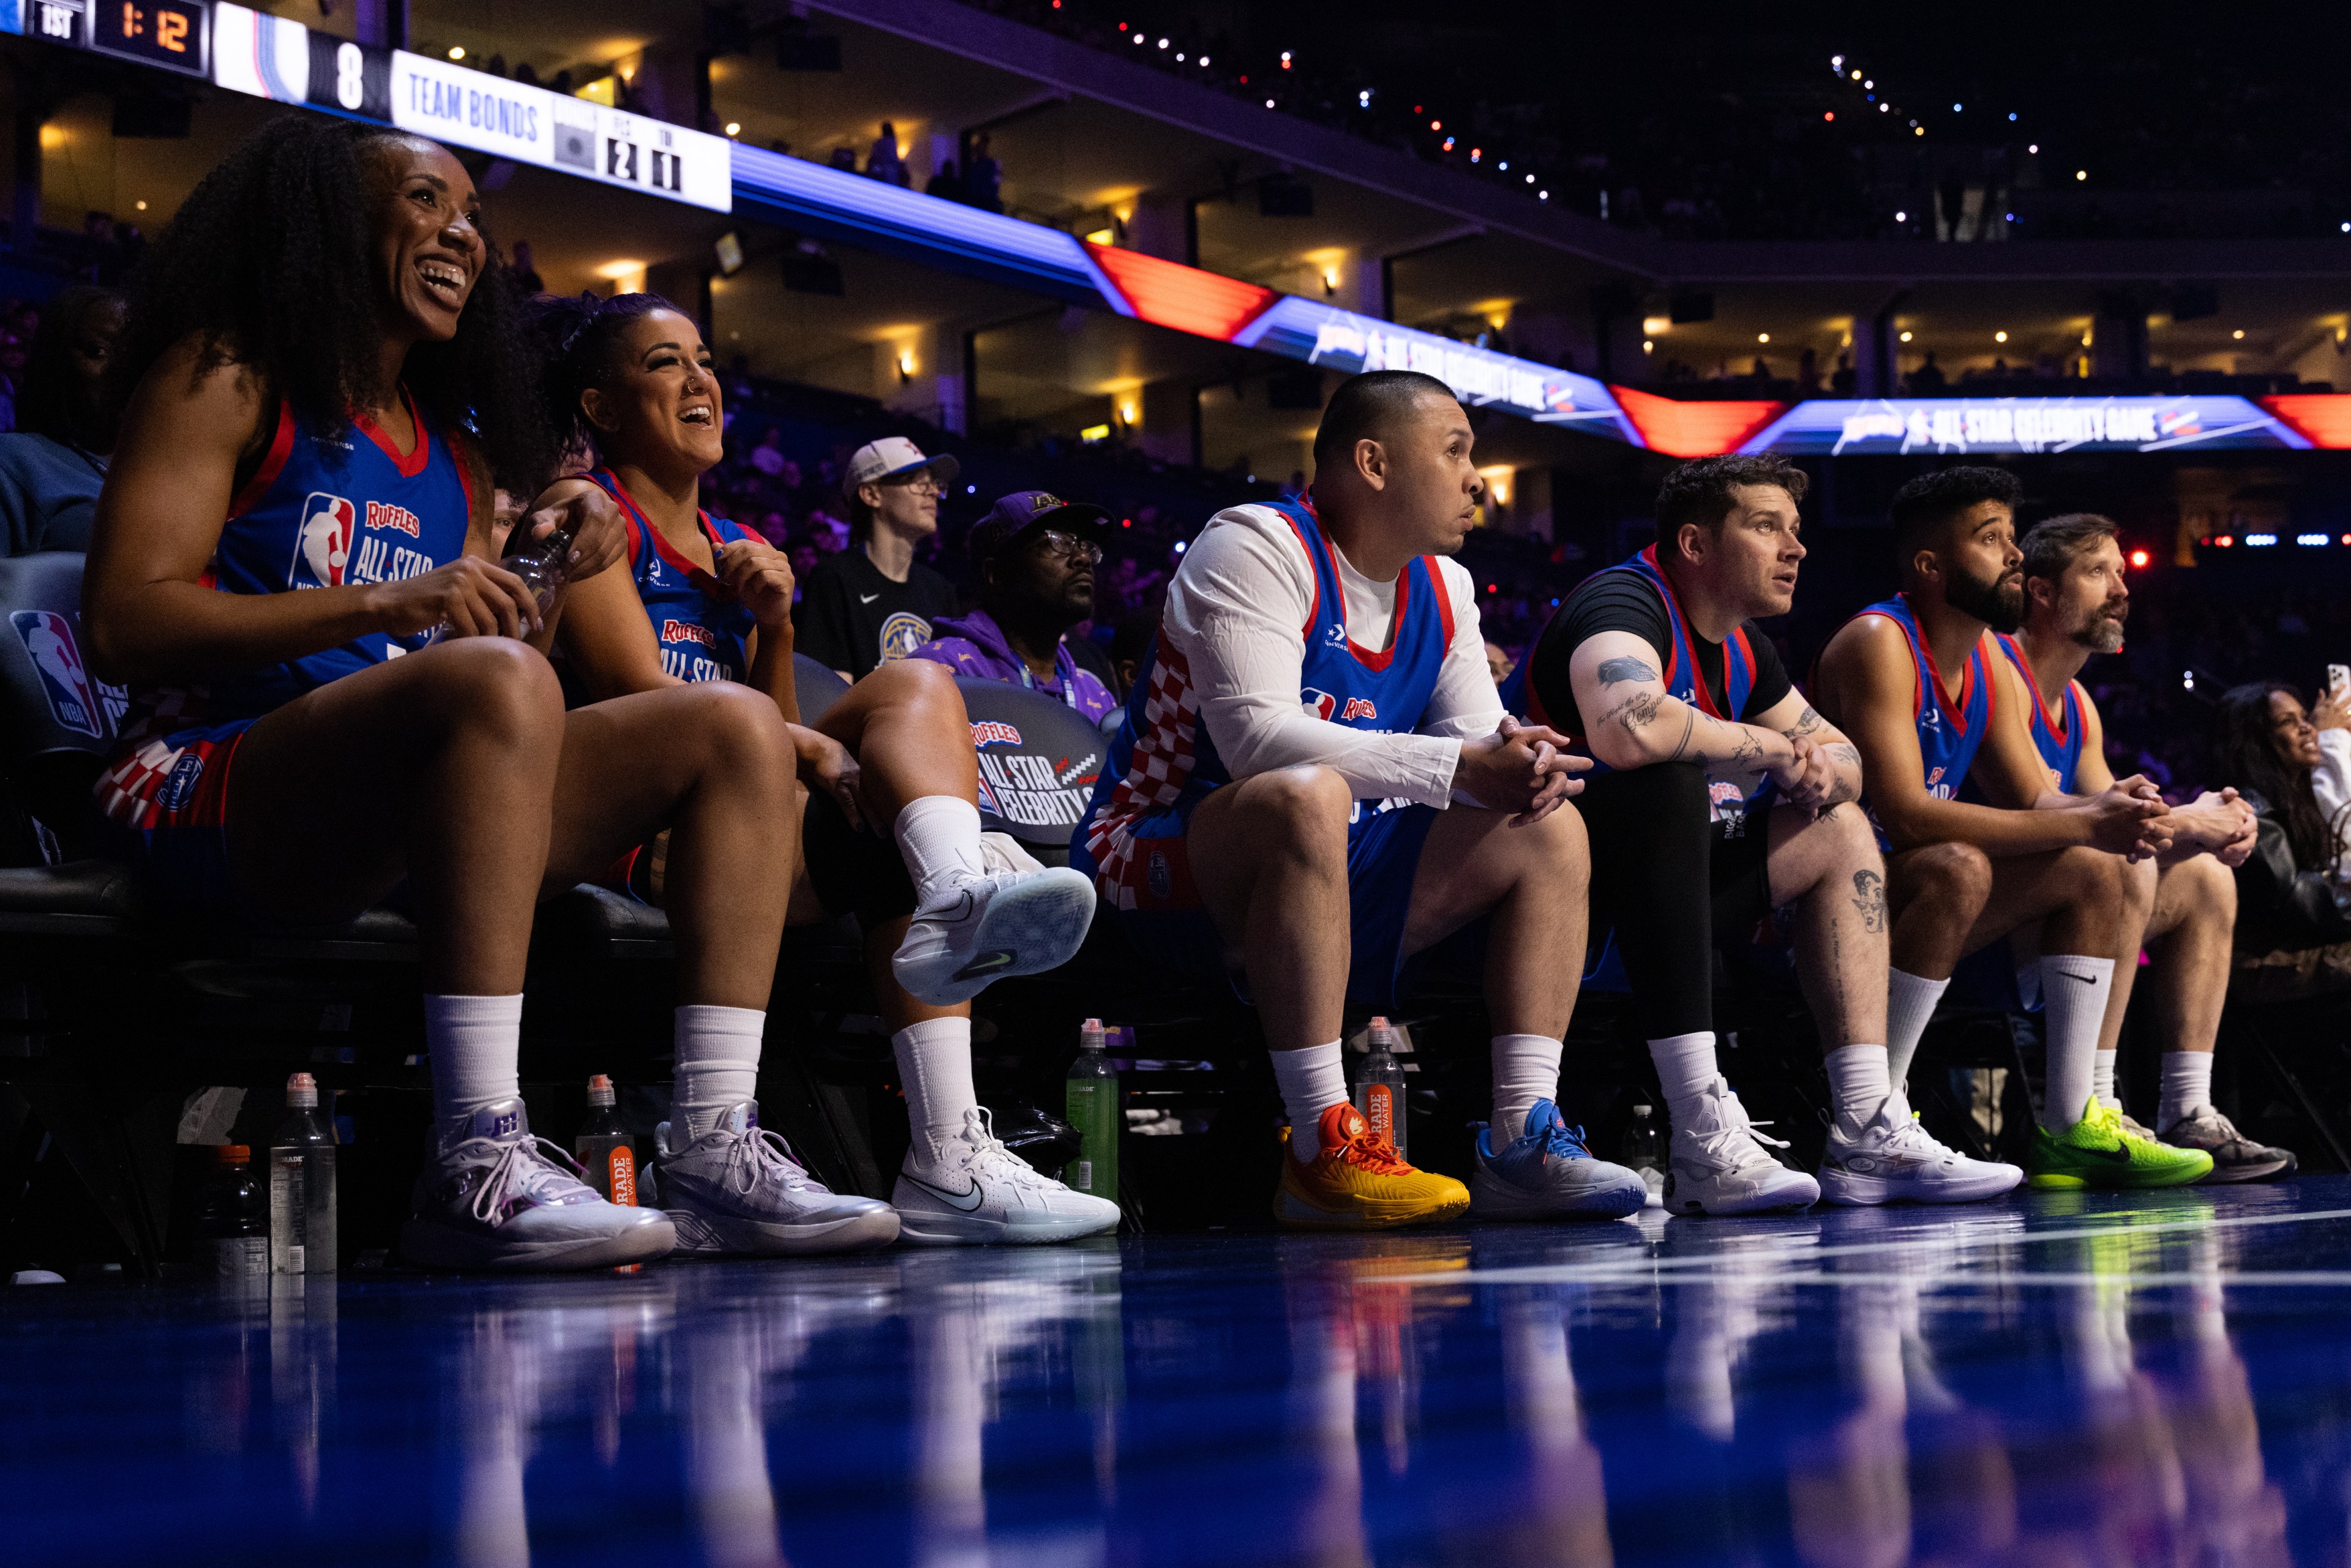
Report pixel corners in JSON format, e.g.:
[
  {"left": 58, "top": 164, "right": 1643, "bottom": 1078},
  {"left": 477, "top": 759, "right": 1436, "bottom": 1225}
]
[
  {"left": 906, "top": 1174, "right": 988, "bottom": 1211},
  {"left": 2052, "top": 970, "right": 2098, "bottom": 985}
]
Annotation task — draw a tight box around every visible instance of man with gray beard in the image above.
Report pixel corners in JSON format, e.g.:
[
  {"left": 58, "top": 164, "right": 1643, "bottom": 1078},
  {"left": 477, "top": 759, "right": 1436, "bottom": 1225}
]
[{"left": 2004, "top": 514, "right": 2291, "bottom": 1180}]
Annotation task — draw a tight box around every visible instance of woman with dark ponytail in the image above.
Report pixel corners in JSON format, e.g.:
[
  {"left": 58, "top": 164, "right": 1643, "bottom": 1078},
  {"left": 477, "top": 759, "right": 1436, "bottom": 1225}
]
[
  {"left": 81, "top": 117, "right": 825, "bottom": 1270},
  {"left": 2216, "top": 679, "right": 2351, "bottom": 999},
  {"left": 533, "top": 290, "right": 1117, "bottom": 1247}
]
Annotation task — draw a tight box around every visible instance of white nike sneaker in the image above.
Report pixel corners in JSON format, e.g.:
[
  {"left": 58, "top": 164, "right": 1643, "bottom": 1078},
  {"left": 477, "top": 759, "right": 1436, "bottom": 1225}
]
[
  {"left": 1663, "top": 1077, "right": 1821, "bottom": 1217},
  {"left": 650, "top": 1101, "right": 901, "bottom": 1255},
  {"left": 400, "top": 1099, "right": 677, "bottom": 1271},
  {"left": 892, "top": 1106, "right": 1120, "bottom": 1245},
  {"left": 891, "top": 868, "right": 1099, "bottom": 1005},
  {"left": 1818, "top": 1093, "right": 2023, "bottom": 1206}
]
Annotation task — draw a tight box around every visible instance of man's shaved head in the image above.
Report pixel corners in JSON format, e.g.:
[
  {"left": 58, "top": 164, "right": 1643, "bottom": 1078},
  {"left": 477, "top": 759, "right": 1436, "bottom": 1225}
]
[{"left": 1312, "top": 369, "right": 1460, "bottom": 470}]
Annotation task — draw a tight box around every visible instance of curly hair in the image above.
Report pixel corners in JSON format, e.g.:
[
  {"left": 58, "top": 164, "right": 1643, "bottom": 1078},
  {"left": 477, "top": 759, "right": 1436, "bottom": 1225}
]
[
  {"left": 1889, "top": 465, "right": 2021, "bottom": 556},
  {"left": 523, "top": 290, "right": 683, "bottom": 461},
  {"left": 2218, "top": 681, "right": 2342, "bottom": 871},
  {"left": 112, "top": 114, "right": 556, "bottom": 489}
]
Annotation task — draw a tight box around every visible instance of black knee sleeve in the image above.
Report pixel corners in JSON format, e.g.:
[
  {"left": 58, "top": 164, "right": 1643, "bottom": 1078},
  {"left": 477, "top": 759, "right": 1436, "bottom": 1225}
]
[{"left": 1576, "top": 762, "right": 1717, "bottom": 1039}]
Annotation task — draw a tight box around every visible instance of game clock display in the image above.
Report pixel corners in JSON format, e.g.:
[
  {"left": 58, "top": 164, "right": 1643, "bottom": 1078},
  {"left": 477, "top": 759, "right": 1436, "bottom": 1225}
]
[{"left": 88, "top": 0, "right": 208, "bottom": 75}]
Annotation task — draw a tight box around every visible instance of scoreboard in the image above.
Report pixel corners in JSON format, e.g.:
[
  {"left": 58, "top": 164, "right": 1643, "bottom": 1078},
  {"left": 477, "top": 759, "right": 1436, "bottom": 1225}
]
[{"left": 8, "top": 0, "right": 730, "bottom": 212}]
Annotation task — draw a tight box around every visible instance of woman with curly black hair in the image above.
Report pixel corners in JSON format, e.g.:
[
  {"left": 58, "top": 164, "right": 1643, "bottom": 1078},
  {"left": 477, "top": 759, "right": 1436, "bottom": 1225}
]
[
  {"left": 534, "top": 290, "right": 1112, "bottom": 1247},
  {"left": 80, "top": 117, "right": 843, "bottom": 1270}
]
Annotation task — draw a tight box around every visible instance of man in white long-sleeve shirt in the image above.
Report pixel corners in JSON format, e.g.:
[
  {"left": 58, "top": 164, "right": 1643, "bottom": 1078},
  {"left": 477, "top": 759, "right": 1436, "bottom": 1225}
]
[{"left": 1071, "top": 371, "right": 1648, "bottom": 1229}]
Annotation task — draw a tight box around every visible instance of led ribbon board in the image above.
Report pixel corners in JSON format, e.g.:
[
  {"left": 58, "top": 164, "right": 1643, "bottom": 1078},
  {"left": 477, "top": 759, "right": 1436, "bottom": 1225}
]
[{"left": 1740, "top": 396, "right": 2314, "bottom": 455}]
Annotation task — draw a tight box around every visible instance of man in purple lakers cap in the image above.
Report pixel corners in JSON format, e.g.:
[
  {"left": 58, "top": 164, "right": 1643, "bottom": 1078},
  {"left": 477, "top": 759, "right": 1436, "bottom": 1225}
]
[{"left": 910, "top": 489, "right": 1120, "bottom": 725}]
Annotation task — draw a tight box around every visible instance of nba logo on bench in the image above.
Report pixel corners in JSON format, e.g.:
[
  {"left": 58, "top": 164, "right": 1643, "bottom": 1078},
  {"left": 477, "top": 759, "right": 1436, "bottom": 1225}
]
[
  {"left": 10, "top": 610, "right": 107, "bottom": 740},
  {"left": 291, "top": 493, "right": 357, "bottom": 589}
]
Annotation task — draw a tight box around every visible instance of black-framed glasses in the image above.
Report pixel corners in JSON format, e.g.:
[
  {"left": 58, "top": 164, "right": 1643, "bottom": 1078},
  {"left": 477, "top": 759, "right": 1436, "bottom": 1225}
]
[
  {"left": 882, "top": 472, "right": 943, "bottom": 497},
  {"left": 1030, "top": 530, "right": 1102, "bottom": 565}
]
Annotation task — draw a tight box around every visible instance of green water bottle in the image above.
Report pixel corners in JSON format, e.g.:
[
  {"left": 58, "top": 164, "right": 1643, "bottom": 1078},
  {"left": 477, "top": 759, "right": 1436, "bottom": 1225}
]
[{"left": 1063, "top": 1018, "right": 1119, "bottom": 1202}]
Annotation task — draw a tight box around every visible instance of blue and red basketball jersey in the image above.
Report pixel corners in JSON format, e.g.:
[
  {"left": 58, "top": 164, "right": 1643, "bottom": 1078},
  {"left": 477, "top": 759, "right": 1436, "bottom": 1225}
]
[
  {"left": 99, "top": 392, "right": 474, "bottom": 828},
  {"left": 1077, "top": 496, "right": 1455, "bottom": 904},
  {"left": 1993, "top": 633, "right": 2086, "bottom": 794},
  {"left": 588, "top": 467, "right": 757, "bottom": 685},
  {"left": 1845, "top": 593, "right": 1997, "bottom": 847},
  {"left": 1503, "top": 543, "right": 1766, "bottom": 820}
]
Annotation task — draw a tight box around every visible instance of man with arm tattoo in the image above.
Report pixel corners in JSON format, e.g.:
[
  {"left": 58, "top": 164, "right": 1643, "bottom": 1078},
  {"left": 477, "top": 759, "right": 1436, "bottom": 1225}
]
[
  {"left": 1509, "top": 455, "right": 2021, "bottom": 1212},
  {"left": 1813, "top": 467, "right": 2210, "bottom": 1191}
]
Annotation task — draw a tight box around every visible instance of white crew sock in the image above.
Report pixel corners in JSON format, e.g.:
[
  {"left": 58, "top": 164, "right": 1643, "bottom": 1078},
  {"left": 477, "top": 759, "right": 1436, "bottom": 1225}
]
[
  {"left": 1824, "top": 1043, "right": 1894, "bottom": 1128},
  {"left": 2091, "top": 1047, "right": 2120, "bottom": 1110},
  {"left": 1490, "top": 1034, "right": 1564, "bottom": 1141},
  {"left": 2038, "top": 955, "right": 2117, "bottom": 1134},
  {"left": 1270, "top": 1041, "right": 1348, "bottom": 1162},
  {"left": 893, "top": 1016, "right": 978, "bottom": 1161},
  {"left": 893, "top": 797, "right": 986, "bottom": 907},
  {"left": 673, "top": 1004, "right": 766, "bottom": 1141},
  {"left": 1884, "top": 969, "right": 1949, "bottom": 1092},
  {"left": 425, "top": 994, "right": 523, "bottom": 1123},
  {"left": 2159, "top": 1051, "right": 2216, "bottom": 1130},
  {"left": 1646, "top": 1032, "right": 1722, "bottom": 1133}
]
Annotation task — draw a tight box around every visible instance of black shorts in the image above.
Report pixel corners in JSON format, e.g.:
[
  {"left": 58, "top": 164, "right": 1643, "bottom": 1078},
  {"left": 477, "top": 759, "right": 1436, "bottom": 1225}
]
[{"left": 1702, "top": 812, "right": 1777, "bottom": 945}]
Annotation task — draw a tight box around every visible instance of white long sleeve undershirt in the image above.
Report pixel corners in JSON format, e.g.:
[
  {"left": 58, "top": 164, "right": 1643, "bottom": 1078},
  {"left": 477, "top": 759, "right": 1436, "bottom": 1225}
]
[{"left": 1159, "top": 503, "right": 1505, "bottom": 808}]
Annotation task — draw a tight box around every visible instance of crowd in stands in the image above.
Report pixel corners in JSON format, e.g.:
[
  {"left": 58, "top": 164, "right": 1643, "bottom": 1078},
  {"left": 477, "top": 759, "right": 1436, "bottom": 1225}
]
[{"left": 945, "top": 1, "right": 2351, "bottom": 244}]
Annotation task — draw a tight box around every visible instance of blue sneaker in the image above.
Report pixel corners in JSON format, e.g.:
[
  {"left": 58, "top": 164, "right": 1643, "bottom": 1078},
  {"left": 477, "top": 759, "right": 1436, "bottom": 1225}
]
[{"left": 1469, "top": 1100, "right": 1648, "bottom": 1220}]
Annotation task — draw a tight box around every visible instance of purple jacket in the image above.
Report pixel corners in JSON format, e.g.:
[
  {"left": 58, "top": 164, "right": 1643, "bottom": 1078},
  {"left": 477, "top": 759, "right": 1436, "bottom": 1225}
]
[{"left": 910, "top": 608, "right": 1119, "bottom": 724}]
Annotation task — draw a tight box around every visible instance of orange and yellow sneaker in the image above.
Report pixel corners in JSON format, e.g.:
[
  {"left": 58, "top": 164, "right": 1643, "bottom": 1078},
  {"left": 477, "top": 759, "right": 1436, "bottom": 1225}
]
[{"left": 1273, "top": 1103, "right": 1471, "bottom": 1230}]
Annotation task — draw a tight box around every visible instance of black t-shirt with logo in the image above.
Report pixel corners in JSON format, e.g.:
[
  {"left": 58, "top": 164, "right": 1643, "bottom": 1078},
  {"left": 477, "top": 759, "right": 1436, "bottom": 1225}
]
[{"left": 794, "top": 546, "right": 961, "bottom": 679}]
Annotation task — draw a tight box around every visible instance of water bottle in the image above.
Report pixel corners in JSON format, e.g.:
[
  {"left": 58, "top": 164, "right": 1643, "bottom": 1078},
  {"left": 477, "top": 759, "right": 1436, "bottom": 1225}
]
[
  {"left": 1355, "top": 1016, "right": 1408, "bottom": 1161},
  {"left": 431, "top": 518, "right": 574, "bottom": 638},
  {"left": 574, "top": 1074, "right": 638, "bottom": 1205},
  {"left": 195, "top": 1144, "right": 268, "bottom": 1280},
  {"left": 1621, "top": 1103, "right": 1666, "bottom": 1207},
  {"left": 268, "top": 1072, "right": 337, "bottom": 1275},
  {"left": 1063, "top": 1018, "right": 1120, "bottom": 1203}
]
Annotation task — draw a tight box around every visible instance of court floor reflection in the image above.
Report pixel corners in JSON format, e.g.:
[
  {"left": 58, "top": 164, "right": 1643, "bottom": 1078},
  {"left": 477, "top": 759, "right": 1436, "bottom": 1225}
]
[{"left": 10, "top": 1180, "right": 2351, "bottom": 1564}]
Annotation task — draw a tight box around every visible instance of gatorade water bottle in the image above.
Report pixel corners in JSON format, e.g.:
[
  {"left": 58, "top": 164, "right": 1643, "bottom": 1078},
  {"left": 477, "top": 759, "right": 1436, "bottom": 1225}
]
[
  {"left": 268, "top": 1073, "right": 336, "bottom": 1275},
  {"left": 1355, "top": 1016, "right": 1407, "bottom": 1161},
  {"left": 1063, "top": 1018, "right": 1119, "bottom": 1202},
  {"left": 575, "top": 1075, "right": 638, "bottom": 1206},
  {"left": 1621, "top": 1103, "right": 1666, "bottom": 1207},
  {"left": 196, "top": 1145, "right": 268, "bottom": 1280}
]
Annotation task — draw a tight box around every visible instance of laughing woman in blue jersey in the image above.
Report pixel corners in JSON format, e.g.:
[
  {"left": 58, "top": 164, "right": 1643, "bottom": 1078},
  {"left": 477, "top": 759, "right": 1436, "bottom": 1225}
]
[
  {"left": 81, "top": 118, "right": 835, "bottom": 1271},
  {"left": 533, "top": 292, "right": 1114, "bottom": 1248}
]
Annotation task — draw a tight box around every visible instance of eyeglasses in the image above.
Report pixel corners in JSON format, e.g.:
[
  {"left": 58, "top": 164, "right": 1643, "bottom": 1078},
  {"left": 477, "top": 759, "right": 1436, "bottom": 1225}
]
[
  {"left": 1029, "top": 530, "right": 1102, "bottom": 565},
  {"left": 882, "top": 473, "right": 942, "bottom": 497}
]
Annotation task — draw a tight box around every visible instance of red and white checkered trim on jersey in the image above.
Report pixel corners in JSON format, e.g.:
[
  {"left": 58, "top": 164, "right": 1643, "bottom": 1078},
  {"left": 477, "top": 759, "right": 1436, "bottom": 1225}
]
[
  {"left": 96, "top": 735, "right": 195, "bottom": 829},
  {"left": 1084, "top": 634, "right": 1201, "bottom": 907}
]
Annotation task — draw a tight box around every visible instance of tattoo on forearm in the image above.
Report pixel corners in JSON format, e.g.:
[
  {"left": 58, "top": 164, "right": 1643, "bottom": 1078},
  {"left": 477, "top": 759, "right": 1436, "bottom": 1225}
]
[
  {"left": 1665, "top": 706, "right": 1697, "bottom": 762},
  {"left": 1783, "top": 704, "right": 1828, "bottom": 739},
  {"left": 1851, "top": 869, "right": 1887, "bottom": 933},
  {"left": 1730, "top": 728, "right": 1763, "bottom": 769},
  {"left": 1826, "top": 743, "right": 1861, "bottom": 768},
  {"left": 1596, "top": 656, "right": 1659, "bottom": 686}
]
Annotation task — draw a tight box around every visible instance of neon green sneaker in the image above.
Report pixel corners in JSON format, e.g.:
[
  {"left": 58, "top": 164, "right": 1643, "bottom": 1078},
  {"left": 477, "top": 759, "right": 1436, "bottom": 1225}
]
[{"left": 2027, "top": 1097, "right": 2213, "bottom": 1190}]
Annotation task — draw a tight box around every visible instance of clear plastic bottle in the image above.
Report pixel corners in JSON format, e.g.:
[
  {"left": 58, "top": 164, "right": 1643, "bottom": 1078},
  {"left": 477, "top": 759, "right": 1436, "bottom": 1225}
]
[
  {"left": 196, "top": 1144, "right": 268, "bottom": 1280},
  {"left": 268, "top": 1073, "right": 337, "bottom": 1275},
  {"left": 1621, "top": 1103, "right": 1667, "bottom": 1206},
  {"left": 432, "top": 521, "right": 573, "bottom": 637},
  {"left": 1355, "top": 1016, "right": 1408, "bottom": 1161},
  {"left": 1063, "top": 1018, "right": 1119, "bottom": 1202},
  {"left": 575, "top": 1074, "right": 638, "bottom": 1206}
]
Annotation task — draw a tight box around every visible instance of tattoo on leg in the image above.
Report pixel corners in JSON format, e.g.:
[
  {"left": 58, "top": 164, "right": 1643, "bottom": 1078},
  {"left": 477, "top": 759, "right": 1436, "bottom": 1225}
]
[
  {"left": 1851, "top": 868, "right": 1888, "bottom": 934},
  {"left": 1596, "top": 656, "right": 1660, "bottom": 686}
]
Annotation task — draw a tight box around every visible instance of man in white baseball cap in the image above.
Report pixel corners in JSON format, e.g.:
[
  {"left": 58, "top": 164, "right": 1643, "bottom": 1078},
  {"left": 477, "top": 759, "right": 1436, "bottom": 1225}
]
[{"left": 795, "top": 437, "right": 963, "bottom": 680}]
